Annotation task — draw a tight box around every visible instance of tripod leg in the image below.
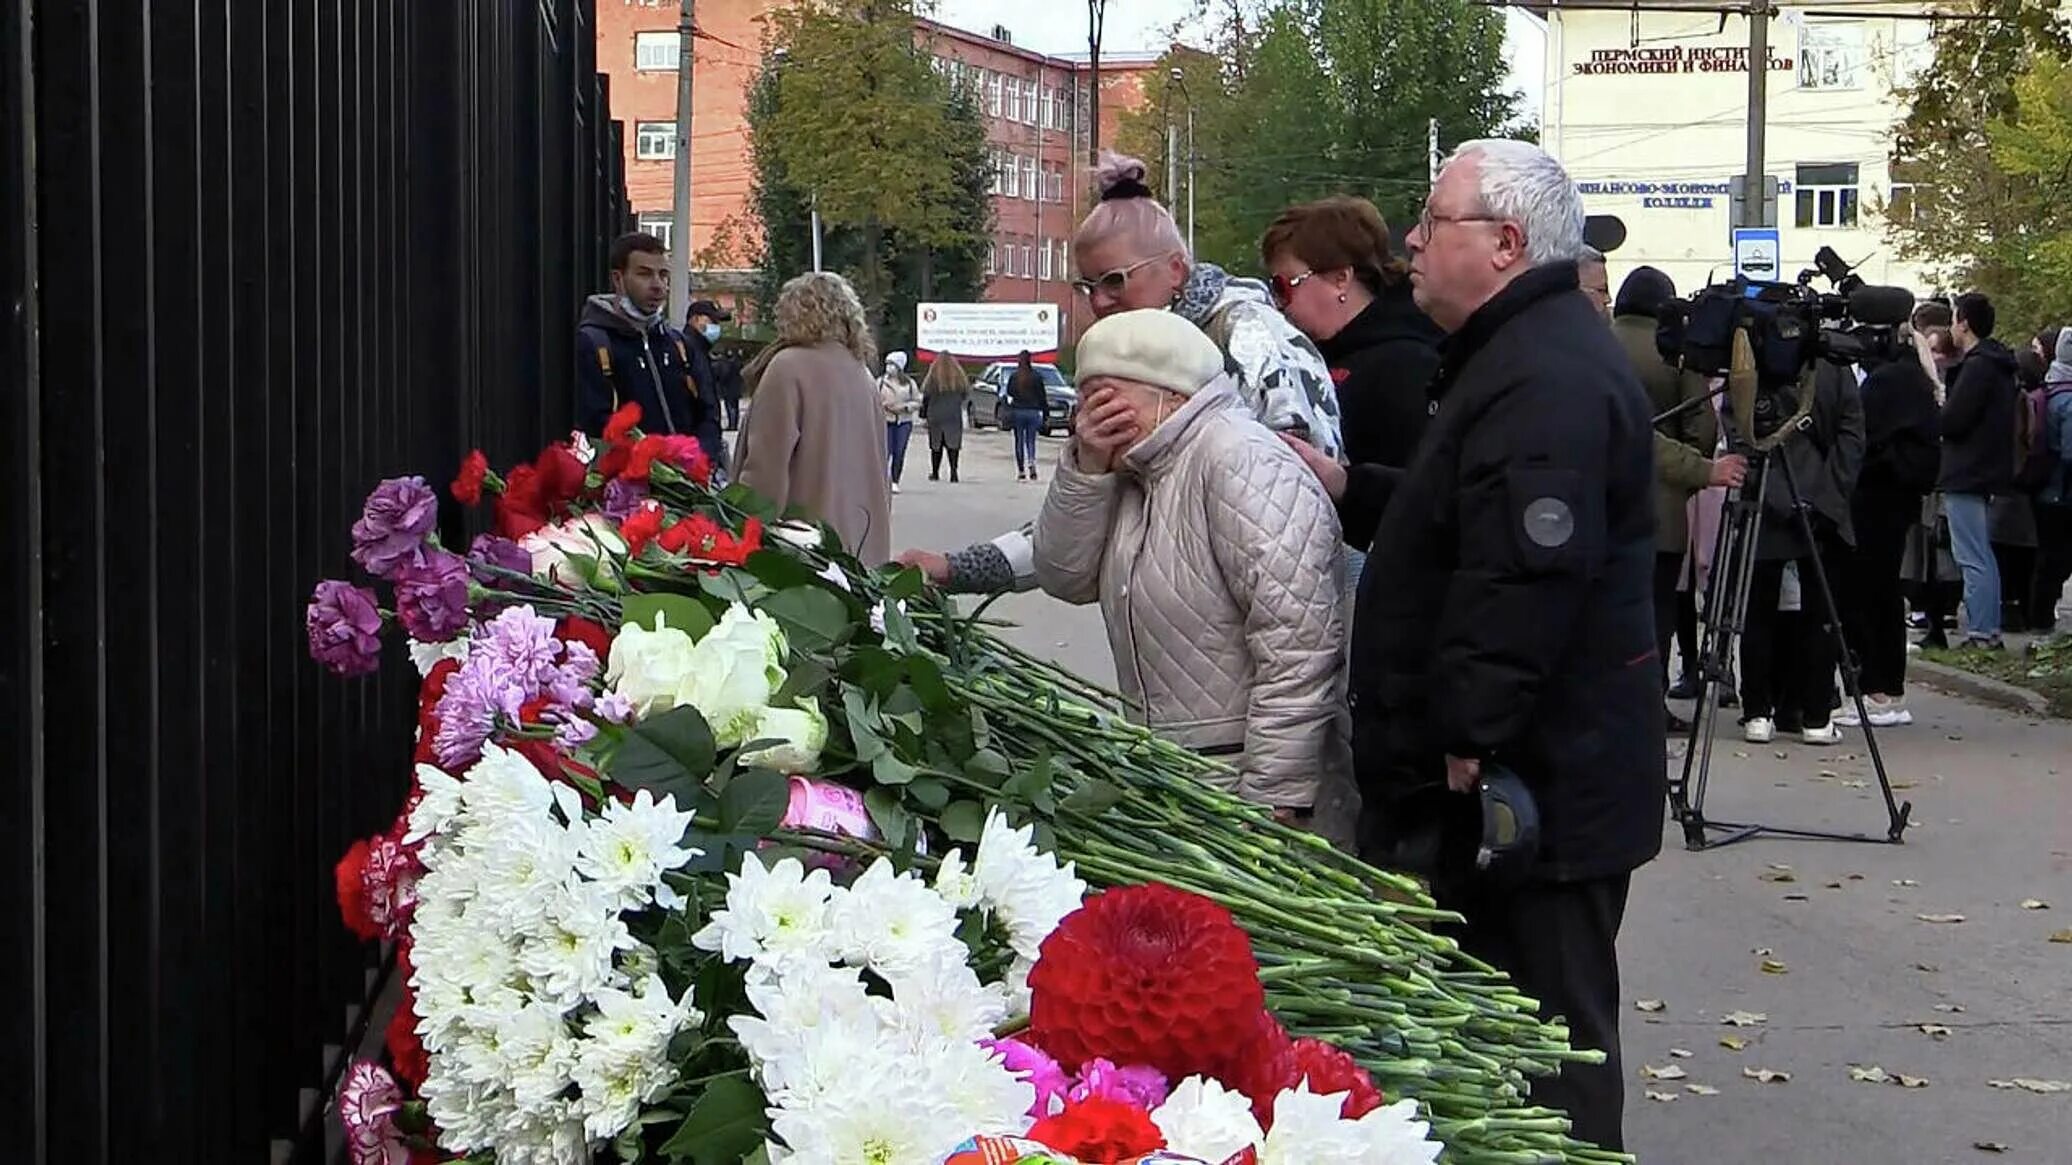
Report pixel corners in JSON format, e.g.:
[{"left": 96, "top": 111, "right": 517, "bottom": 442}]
[
  {"left": 1673, "top": 460, "right": 1768, "bottom": 849},
  {"left": 1772, "top": 453, "right": 1913, "bottom": 841}
]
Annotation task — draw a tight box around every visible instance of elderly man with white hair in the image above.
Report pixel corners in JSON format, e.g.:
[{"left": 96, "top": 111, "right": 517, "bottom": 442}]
[{"left": 1285, "top": 139, "right": 1663, "bottom": 1151}]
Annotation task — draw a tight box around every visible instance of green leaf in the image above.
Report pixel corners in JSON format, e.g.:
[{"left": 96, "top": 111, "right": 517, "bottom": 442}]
[
  {"left": 1061, "top": 778, "right": 1126, "bottom": 817},
  {"left": 699, "top": 568, "right": 768, "bottom": 607},
  {"left": 841, "top": 686, "right": 887, "bottom": 762},
  {"left": 1004, "top": 750, "right": 1054, "bottom": 801},
  {"left": 872, "top": 751, "right": 919, "bottom": 786},
  {"left": 880, "top": 600, "right": 921, "bottom": 651},
  {"left": 840, "top": 646, "right": 905, "bottom": 696},
  {"left": 864, "top": 786, "right": 910, "bottom": 849},
  {"left": 658, "top": 1076, "right": 768, "bottom": 1163},
  {"left": 609, "top": 706, "right": 718, "bottom": 798},
  {"left": 721, "top": 482, "right": 782, "bottom": 521},
  {"left": 720, "top": 768, "right": 792, "bottom": 835},
  {"left": 761, "top": 585, "right": 853, "bottom": 653},
  {"left": 742, "top": 547, "right": 823, "bottom": 592},
  {"left": 941, "top": 799, "right": 987, "bottom": 843},
  {"left": 885, "top": 565, "right": 927, "bottom": 601},
  {"left": 963, "top": 748, "right": 1012, "bottom": 789},
  {"left": 774, "top": 656, "right": 832, "bottom": 705},
  {"left": 622, "top": 591, "right": 716, "bottom": 640},
  {"left": 907, "top": 777, "right": 951, "bottom": 811},
  {"left": 904, "top": 655, "right": 954, "bottom": 711}
]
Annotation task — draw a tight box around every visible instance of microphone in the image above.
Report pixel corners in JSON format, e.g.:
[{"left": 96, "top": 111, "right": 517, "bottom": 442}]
[
  {"left": 1847, "top": 285, "right": 1916, "bottom": 326},
  {"left": 1584, "top": 214, "right": 1627, "bottom": 254}
]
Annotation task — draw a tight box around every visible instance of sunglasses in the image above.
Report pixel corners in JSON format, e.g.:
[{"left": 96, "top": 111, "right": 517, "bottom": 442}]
[
  {"left": 1071, "top": 254, "right": 1167, "bottom": 298},
  {"left": 1268, "top": 269, "right": 1316, "bottom": 306}
]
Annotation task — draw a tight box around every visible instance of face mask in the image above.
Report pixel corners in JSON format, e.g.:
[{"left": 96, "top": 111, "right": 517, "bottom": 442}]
[
  {"left": 619, "top": 294, "right": 664, "bottom": 328},
  {"left": 701, "top": 323, "right": 722, "bottom": 343}
]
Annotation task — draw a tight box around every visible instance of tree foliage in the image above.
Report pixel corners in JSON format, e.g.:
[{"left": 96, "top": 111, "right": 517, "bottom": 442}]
[
  {"left": 750, "top": 0, "right": 993, "bottom": 340},
  {"left": 1118, "top": 0, "right": 1520, "bottom": 273},
  {"left": 1889, "top": 2, "right": 2072, "bottom": 332}
]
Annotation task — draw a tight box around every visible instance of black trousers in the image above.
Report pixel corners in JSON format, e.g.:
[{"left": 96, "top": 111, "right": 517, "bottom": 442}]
[
  {"left": 1653, "top": 553, "right": 1682, "bottom": 687},
  {"left": 1842, "top": 494, "right": 1915, "bottom": 697},
  {"left": 1431, "top": 873, "right": 1632, "bottom": 1152},
  {"left": 2031, "top": 502, "right": 2072, "bottom": 631},
  {"left": 1742, "top": 540, "right": 1843, "bottom": 728}
]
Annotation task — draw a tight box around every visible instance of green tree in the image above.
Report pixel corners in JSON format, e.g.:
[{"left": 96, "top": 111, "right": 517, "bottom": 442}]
[
  {"left": 752, "top": 0, "right": 993, "bottom": 336},
  {"left": 1120, "top": 0, "right": 1519, "bottom": 273}
]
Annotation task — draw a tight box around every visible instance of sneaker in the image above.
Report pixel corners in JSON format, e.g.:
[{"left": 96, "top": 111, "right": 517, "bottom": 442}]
[
  {"left": 1719, "top": 685, "right": 1740, "bottom": 709},
  {"left": 1871, "top": 705, "right": 1914, "bottom": 727},
  {"left": 1961, "top": 634, "right": 2005, "bottom": 652},
  {"left": 1833, "top": 705, "right": 1863, "bottom": 728},
  {"left": 1667, "top": 676, "right": 1702, "bottom": 700},
  {"left": 891, "top": 482, "right": 901, "bottom": 494},
  {"left": 1801, "top": 722, "right": 1844, "bottom": 746},
  {"left": 1742, "top": 717, "right": 1776, "bottom": 744},
  {"left": 1029, "top": 468, "right": 1040, "bottom": 482}
]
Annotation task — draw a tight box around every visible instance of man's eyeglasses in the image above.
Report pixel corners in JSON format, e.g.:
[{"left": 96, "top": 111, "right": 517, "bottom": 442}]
[
  {"left": 1268, "top": 269, "right": 1315, "bottom": 306},
  {"left": 1071, "top": 254, "right": 1166, "bottom": 298},
  {"left": 1417, "top": 205, "right": 1502, "bottom": 238}
]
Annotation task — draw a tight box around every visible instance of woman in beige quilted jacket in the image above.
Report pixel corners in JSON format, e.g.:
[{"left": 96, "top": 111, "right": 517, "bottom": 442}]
[{"left": 1033, "top": 309, "right": 1356, "bottom": 841}]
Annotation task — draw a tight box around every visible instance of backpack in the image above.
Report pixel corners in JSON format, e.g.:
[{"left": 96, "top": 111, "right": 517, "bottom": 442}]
[{"left": 2013, "top": 383, "right": 2072, "bottom": 493}]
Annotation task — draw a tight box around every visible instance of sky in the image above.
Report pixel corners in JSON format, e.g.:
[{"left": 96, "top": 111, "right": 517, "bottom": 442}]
[{"left": 930, "top": 0, "right": 1547, "bottom": 125}]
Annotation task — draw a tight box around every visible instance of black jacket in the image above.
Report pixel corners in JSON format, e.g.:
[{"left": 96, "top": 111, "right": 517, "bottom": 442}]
[
  {"left": 574, "top": 295, "right": 725, "bottom": 462},
  {"left": 1726, "top": 361, "right": 1866, "bottom": 558},
  {"left": 1319, "top": 284, "right": 1444, "bottom": 491},
  {"left": 1857, "top": 357, "right": 1942, "bottom": 502},
  {"left": 1939, "top": 338, "right": 2018, "bottom": 494},
  {"left": 1343, "top": 262, "right": 1665, "bottom": 883}
]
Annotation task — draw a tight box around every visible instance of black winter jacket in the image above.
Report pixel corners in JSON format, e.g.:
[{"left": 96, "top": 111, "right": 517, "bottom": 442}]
[
  {"left": 1343, "top": 262, "right": 1665, "bottom": 883},
  {"left": 1939, "top": 338, "right": 2018, "bottom": 494},
  {"left": 1319, "top": 285, "right": 1444, "bottom": 515},
  {"left": 1857, "top": 357, "right": 1942, "bottom": 502},
  {"left": 575, "top": 295, "right": 725, "bottom": 462},
  {"left": 1726, "top": 361, "right": 1865, "bottom": 558}
]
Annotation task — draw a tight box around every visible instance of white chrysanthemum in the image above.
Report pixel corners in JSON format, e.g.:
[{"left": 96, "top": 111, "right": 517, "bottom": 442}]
[
  {"left": 569, "top": 1030, "right": 678, "bottom": 1142},
  {"left": 972, "top": 809, "right": 1086, "bottom": 961},
  {"left": 575, "top": 789, "right": 700, "bottom": 910},
  {"left": 460, "top": 744, "right": 558, "bottom": 823},
  {"left": 495, "top": 1001, "right": 582, "bottom": 1115},
  {"left": 736, "top": 999, "right": 885, "bottom": 1104},
  {"left": 407, "top": 763, "right": 467, "bottom": 846},
  {"left": 493, "top": 1096, "right": 591, "bottom": 1165},
  {"left": 518, "top": 880, "right": 638, "bottom": 1009},
  {"left": 1253, "top": 1084, "right": 1442, "bottom": 1165},
  {"left": 769, "top": 1071, "right": 968, "bottom": 1165},
  {"left": 584, "top": 974, "right": 699, "bottom": 1059},
  {"left": 738, "top": 699, "right": 829, "bottom": 774},
  {"left": 930, "top": 847, "right": 983, "bottom": 909},
  {"left": 1345, "top": 1098, "right": 1443, "bottom": 1165},
  {"left": 1001, "top": 956, "right": 1035, "bottom": 1018},
  {"left": 468, "top": 811, "right": 582, "bottom": 934},
  {"left": 881, "top": 955, "right": 1008, "bottom": 1050},
  {"left": 927, "top": 1039, "right": 1038, "bottom": 1133},
  {"left": 731, "top": 965, "right": 878, "bottom": 1095},
  {"left": 692, "top": 854, "right": 838, "bottom": 969},
  {"left": 421, "top": 1068, "right": 512, "bottom": 1154},
  {"left": 408, "top": 635, "right": 473, "bottom": 677},
  {"left": 826, "top": 858, "right": 963, "bottom": 977},
  {"left": 1154, "top": 1075, "right": 1267, "bottom": 1164}
]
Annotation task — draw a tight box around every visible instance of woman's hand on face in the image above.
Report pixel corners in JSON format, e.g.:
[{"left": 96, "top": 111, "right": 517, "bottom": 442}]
[
  {"left": 1075, "top": 387, "right": 1140, "bottom": 473},
  {"left": 1279, "top": 434, "right": 1347, "bottom": 501}
]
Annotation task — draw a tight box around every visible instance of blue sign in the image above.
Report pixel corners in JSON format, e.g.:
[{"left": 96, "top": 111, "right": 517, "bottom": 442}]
[{"left": 1732, "top": 227, "right": 1781, "bottom": 282}]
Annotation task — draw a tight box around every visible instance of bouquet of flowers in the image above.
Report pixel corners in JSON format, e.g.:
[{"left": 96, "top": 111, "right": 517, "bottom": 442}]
[{"left": 311, "top": 406, "right": 1629, "bottom": 1164}]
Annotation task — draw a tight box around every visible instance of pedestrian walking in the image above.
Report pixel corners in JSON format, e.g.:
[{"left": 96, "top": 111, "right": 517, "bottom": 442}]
[
  {"left": 921, "top": 354, "right": 971, "bottom": 482},
  {"left": 1939, "top": 292, "right": 2019, "bottom": 649},
  {"left": 715, "top": 351, "right": 744, "bottom": 432},
  {"left": 1285, "top": 140, "right": 1660, "bottom": 1152},
  {"left": 1004, "top": 350, "right": 1047, "bottom": 481},
  {"left": 681, "top": 297, "right": 732, "bottom": 469},
  {"left": 879, "top": 351, "right": 922, "bottom": 494},
  {"left": 733, "top": 271, "right": 891, "bottom": 565},
  {"left": 1032, "top": 309, "right": 1353, "bottom": 845},
  {"left": 2030, "top": 329, "right": 2072, "bottom": 634},
  {"left": 575, "top": 233, "right": 724, "bottom": 462}
]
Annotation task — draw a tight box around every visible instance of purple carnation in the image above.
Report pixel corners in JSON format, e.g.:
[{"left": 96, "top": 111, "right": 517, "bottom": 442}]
[
  {"left": 431, "top": 605, "right": 600, "bottom": 766},
  {"left": 307, "top": 580, "right": 385, "bottom": 677},
  {"left": 467, "top": 533, "right": 534, "bottom": 582},
  {"left": 394, "top": 549, "right": 472, "bottom": 642},
  {"left": 350, "top": 476, "right": 439, "bottom": 578},
  {"left": 600, "top": 477, "right": 650, "bottom": 522}
]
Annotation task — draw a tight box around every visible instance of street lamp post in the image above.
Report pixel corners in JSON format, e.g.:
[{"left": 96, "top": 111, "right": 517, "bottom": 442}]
[{"left": 1168, "top": 68, "right": 1193, "bottom": 254}]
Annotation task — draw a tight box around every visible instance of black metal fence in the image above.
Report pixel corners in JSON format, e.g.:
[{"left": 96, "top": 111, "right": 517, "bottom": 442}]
[{"left": 1, "top": 2, "right": 629, "bottom": 1160}]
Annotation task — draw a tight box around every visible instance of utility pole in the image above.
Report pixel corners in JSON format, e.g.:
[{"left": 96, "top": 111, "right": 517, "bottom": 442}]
[
  {"left": 810, "top": 192, "right": 823, "bottom": 273},
  {"left": 1742, "top": 0, "right": 1770, "bottom": 230},
  {"left": 1185, "top": 100, "right": 1195, "bottom": 254},
  {"left": 1428, "top": 117, "right": 1440, "bottom": 185},
  {"left": 668, "top": 0, "right": 696, "bottom": 324},
  {"left": 1087, "top": 0, "right": 1107, "bottom": 167}
]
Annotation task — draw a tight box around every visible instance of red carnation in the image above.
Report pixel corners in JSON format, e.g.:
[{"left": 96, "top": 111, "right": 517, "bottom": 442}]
[
  {"left": 1027, "top": 884, "right": 1266, "bottom": 1082},
  {"left": 387, "top": 987, "right": 430, "bottom": 1089},
  {"left": 603, "top": 401, "right": 643, "bottom": 445},
  {"left": 623, "top": 435, "right": 670, "bottom": 482},
  {"left": 335, "top": 839, "right": 380, "bottom": 941},
  {"left": 655, "top": 434, "right": 713, "bottom": 485},
  {"left": 557, "top": 615, "right": 614, "bottom": 660},
  {"left": 450, "top": 450, "right": 490, "bottom": 506},
  {"left": 619, "top": 502, "right": 666, "bottom": 558},
  {"left": 1027, "top": 1095, "right": 1166, "bottom": 1163},
  {"left": 535, "top": 443, "right": 588, "bottom": 508},
  {"left": 495, "top": 463, "right": 548, "bottom": 538},
  {"left": 1287, "top": 1037, "right": 1384, "bottom": 1119},
  {"left": 413, "top": 658, "right": 462, "bottom": 769}
]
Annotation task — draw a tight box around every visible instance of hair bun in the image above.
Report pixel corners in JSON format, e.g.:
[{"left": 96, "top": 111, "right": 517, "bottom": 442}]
[{"left": 1095, "top": 151, "right": 1155, "bottom": 202}]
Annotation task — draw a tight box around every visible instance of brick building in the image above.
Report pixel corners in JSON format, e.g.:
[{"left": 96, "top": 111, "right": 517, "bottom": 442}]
[{"left": 593, "top": 2, "right": 1160, "bottom": 337}]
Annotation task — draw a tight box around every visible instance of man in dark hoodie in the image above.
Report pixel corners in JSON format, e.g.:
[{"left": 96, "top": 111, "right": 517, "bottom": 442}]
[
  {"left": 575, "top": 233, "right": 725, "bottom": 466},
  {"left": 1939, "top": 292, "right": 2019, "bottom": 649}
]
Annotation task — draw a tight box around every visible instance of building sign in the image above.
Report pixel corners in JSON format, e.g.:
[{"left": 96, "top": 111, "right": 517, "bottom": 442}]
[
  {"left": 1576, "top": 178, "right": 1795, "bottom": 212},
  {"left": 917, "top": 302, "right": 1059, "bottom": 359},
  {"left": 1572, "top": 45, "right": 1794, "bottom": 76}
]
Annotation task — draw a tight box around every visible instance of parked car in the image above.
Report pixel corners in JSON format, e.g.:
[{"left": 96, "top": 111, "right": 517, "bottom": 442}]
[{"left": 970, "top": 361, "right": 1077, "bottom": 435}]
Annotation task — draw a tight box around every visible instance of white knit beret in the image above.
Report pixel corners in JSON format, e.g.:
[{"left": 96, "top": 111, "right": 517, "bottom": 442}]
[{"left": 1074, "top": 308, "right": 1224, "bottom": 398}]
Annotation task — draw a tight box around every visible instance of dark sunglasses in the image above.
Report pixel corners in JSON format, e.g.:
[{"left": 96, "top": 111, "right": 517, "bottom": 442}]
[{"left": 1268, "top": 269, "right": 1316, "bottom": 306}]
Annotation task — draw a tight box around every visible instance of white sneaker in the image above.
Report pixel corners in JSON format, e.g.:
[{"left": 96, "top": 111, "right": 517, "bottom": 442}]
[
  {"left": 1801, "top": 722, "right": 1844, "bottom": 746},
  {"left": 1870, "top": 704, "right": 1914, "bottom": 727},
  {"left": 891, "top": 482, "right": 901, "bottom": 494},
  {"left": 1833, "top": 706, "right": 1863, "bottom": 728},
  {"left": 1743, "top": 717, "right": 1776, "bottom": 744}
]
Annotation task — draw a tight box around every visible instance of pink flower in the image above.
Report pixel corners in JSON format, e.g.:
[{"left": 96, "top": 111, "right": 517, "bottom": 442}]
[
  {"left": 337, "top": 1061, "right": 409, "bottom": 1165},
  {"left": 1070, "top": 1058, "right": 1170, "bottom": 1112},
  {"left": 359, "top": 829, "right": 424, "bottom": 942},
  {"left": 985, "top": 1036, "right": 1072, "bottom": 1118}
]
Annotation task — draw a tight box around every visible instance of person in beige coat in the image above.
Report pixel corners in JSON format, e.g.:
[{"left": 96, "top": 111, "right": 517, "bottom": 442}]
[
  {"left": 734, "top": 272, "right": 892, "bottom": 564},
  {"left": 1033, "top": 309, "right": 1353, "bottom": 837}
]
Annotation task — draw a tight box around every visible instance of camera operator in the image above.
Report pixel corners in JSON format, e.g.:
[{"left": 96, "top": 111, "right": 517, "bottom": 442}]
[
  {"left": 1609, "top": 266, "right": 1745, "bottom": 731},
  {"left": 1284, "top": 140, "right": 1660, "bottom": 1151},
  {"left": 1729, "top": 360, "right": 1866, "bottom": 745}
]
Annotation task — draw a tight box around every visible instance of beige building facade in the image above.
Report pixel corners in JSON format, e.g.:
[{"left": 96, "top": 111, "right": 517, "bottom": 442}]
[{"left": 1540, "top": 4, "right": 1937, "bottom": 298}]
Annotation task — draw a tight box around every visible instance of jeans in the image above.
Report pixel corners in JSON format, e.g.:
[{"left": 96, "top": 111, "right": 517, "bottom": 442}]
[
  {"left": 1943, "top": 492, "right": 2001, "bottom": 639},
  {"left": 1010, "top": 407, "right": 1043, "bottom": 472},
  {"left": 885, "top": 420, "right": 913, "bottom": 483}
]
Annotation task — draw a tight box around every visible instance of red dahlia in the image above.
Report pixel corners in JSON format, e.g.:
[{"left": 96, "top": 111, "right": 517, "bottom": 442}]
[
  {"left": 1027, "top": 883, "right": 1266, "bottom": 1082},
  {"left": 1027, "top": 1095, "right": 1166, "bottom": 1162}
]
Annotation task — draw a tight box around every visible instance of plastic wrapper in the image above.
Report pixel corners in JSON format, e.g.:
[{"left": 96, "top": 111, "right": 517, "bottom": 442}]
[{"left": 938, "top": 1136, "right": 1218, "bottom": 1165}]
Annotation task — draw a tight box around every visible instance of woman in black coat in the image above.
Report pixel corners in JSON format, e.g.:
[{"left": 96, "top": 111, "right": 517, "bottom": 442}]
[{"left": 1838, "top": 345, "right": 1942, "bottom": 725}]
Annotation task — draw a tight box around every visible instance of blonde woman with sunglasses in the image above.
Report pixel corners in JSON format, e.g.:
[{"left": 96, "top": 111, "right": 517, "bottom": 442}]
[{"left": 897, "top": 152, "right": 1341, "bottom": 594}]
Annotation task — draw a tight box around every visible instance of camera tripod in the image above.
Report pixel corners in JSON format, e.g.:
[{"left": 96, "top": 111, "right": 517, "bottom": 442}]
[{"left": 1665, "top": 411, "right": 1913, "bottom": 851}]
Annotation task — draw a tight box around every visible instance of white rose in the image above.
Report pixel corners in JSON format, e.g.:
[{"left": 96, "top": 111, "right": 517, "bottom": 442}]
[
  {"left": 604, "top": 619, "right": 701, "bottom": 719},
  {"left": 521, "top": 515, "right": 627, "bottom": 589},
  {"left": 738, "top": 699, "right": 829, "bottom": 773},
  {"left": 678, "top": 605, "right": 789, "bottom": 748}
]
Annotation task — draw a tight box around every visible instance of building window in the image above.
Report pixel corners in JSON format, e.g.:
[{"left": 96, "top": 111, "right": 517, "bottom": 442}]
[
  {"left": 1038, "top": 237, "right": 1054, "bottom": 281},
  {"left": 634, "top": 121, "right": 676, "bottom": 161},
  {"left": 1022, "top": 245, "right": 1034, "bottom": 279},
  {"left": 1002, "top": 153, "right": 1020, "bottom": 199},
  {"left": 635, "top": 31, "right": 681, "bottom": 72},
  {"left": 986, "top": 243, "right": 997, "bottom": 275},
  {"left": 636, "top": 212, "right": 674, "bottom": 251},
  {"left": 989, "top": 148, "right": 1005, "bottom": 195},
  {"left": 1053, "top": 87, "right": 1070, "bottom": 131},
  {"left": 987, "top": 71, "right": 1003, "bottom": 117},
  {"left": 1048, "top": 163, "right": 1064, "bottom": 203},
  {"left": 1886, "top": 183, "right": 1920, "bottom": 224},
  {"left": 1021, "top": 79, "right": 1038, "bottom": 123},
  {"left": 1004, "top": 77, "right": 1020, "bottom": 123},
  {"left": 1795, "top": 163, "right": 1860, "bottom": 228},
  {"left": 1799, "top": 22, "right": 1864, "bottom": 91},
  {"left": 1023, "top": 156, "right": 1039, "bottom": 202}
]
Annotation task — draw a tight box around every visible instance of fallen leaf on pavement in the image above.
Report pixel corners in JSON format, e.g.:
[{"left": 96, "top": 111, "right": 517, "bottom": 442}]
[
  {"left": 1825, "top": 880, "right": 1846, "bottom": 889},
  {"left": 1742, "top": 1066, "right": 1791, "bottom": 1083},
  {"left": 1842, "top": 779, "right": 1869, "bottom": 789},
  {"left": 1850, "top": 1065, "right": 1890, "bottom": 1083},
  {"left": 2020, "top": 898, "right": 2049, "bottom": 910},
  {"left": 1917, "top": 913, "right": 1967, "bottom": 924},
  {"left": 1669, "top": 1048, "right": 1693, "bottom": 1058},
  {"left": 1816, "top": 769, "right": 1839, "bottom": 779},
  {"left": 1783, "top": 893, "right": 1809, "bottom": 901},
  {"left": 1892, "top": 879, "right": 1920, "bottom": 887},
  {"left": 1918, "top": 1023, "right": 1952, "bottom": 1038},
  {"left": 1722, "top": 1011, "right": 1767, "bottom": 1027},
  {"left": 1733, "top": 750, "right": 1750, "bottom": 759},
  {"left": 1973, "top": 1142, "right": 2008, "bottom": 1154},
  {"left": 1892, "top": 780, "right": 1919, "bottom": 790},
  {"left": 2004, "top": 1078, "right": 2071, "bottom": 1093},
  {"left": 1685, "top": 1083, "right": 1721, "bottom": 1096},
  {"left": 1896, "top": 1073, "right": 1931, "bottom": 1088},
  {"left": 1720, "top": 1036, "right": 1750, "bottom": 1051},
  {"left": 2050, "top": 929, "right": 2072, "bottom": 943},
  {"left": 1848, "top": 873, "right": 1866, "bottom": 880},
  {"left": 1634, "top": 999, "right": 1667, "bottom": 1012},
  {"left": 1916, "top": 962, "right": 1942, "bottom": 972},
  {"left": 1644, "top": 1089, "right": 1678, "bottom": 1103},
  {"left": 1759, "top": 869, "right": 1797, "bottom": 883},
  {"left": 1761, "top": 958, "right": 1790, "bottom": 974},
  {"left": 1934, "top": 1003, "right": 1966, "bottom": 1013},
  {"left": 1641, "top": 1064, "right": 1688, "bottom": 1080}
]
